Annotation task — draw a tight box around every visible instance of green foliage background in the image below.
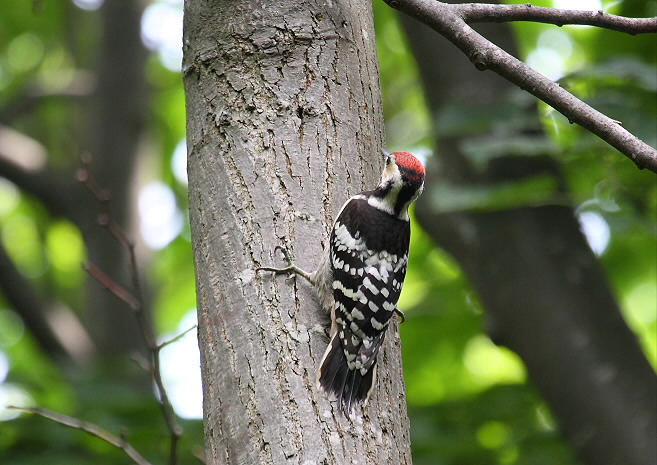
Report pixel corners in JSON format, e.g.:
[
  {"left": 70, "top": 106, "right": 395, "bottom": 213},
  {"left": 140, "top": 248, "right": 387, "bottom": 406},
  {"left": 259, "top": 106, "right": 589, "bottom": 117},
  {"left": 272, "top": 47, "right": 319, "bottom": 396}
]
[{"left": 0, "top": 1, "right": 655, "bottom": 464}]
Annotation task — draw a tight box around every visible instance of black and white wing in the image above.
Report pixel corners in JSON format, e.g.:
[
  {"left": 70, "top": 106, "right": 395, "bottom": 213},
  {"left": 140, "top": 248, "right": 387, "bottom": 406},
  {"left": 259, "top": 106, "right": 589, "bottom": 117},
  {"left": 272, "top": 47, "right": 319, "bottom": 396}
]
[{"left": 316, "top": 196, "right": 410, "bottom": 415}]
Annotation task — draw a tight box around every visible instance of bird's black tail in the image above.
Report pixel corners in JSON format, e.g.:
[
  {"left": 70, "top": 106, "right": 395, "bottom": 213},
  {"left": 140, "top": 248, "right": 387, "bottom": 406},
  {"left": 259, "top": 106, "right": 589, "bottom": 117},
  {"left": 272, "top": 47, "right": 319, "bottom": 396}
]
[{"left": 316, "top": 335, "right": 377, "bottom": 416}]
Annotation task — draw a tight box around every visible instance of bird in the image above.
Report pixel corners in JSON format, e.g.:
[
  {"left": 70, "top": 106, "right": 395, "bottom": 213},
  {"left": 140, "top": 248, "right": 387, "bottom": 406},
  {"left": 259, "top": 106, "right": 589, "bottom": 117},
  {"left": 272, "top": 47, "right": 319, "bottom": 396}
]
[{"left": 257, "top": 149, "right": 425, "bottom": 416}]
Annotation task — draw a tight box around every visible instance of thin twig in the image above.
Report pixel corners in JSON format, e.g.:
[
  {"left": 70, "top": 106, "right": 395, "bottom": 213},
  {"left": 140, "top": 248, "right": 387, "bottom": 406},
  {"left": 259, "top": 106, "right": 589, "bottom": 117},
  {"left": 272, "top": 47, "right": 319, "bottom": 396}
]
[
  {"left": 460, "top": 2, "right": 657, "bottom": 34},
  {"left": 83, "top": 262, "right": 140, "bottom": 310},
  {"left": 124, "top": 233, "right": 183, "bottom": 465},
  {"left": 76, "top": 155, "right": 111, "bottom": 204},
  {"left": 79, "top": 158, "right": 183, "bottom": 465},
  {"left": 383, "top": 0, "right": 657, "bottom": 173},
  {"left": 160, "top": 325, "right": 198, "bottom": 350},
  {"left": 8, "top": 406, "right": 153, "bottom": 465}
]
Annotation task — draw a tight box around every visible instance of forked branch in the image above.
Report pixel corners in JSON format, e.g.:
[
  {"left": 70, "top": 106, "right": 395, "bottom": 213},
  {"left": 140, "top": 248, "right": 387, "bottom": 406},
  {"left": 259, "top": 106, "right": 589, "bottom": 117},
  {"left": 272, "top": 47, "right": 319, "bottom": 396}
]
[
  {"left": 383, "top": 0, "right": 657, "bottom": 173},
  {"left": 8, "top": 407, "right": 153, "bottom": 465},
  {"left": 78, "top": 156, "right": 183, "bottom": 465}
]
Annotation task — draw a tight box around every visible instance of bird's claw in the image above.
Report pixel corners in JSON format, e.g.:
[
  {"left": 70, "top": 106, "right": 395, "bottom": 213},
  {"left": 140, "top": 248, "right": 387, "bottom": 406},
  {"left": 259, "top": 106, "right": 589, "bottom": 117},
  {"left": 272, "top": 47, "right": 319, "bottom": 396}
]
[
  {"left": 256, "top": 246, "right": 312, "bottom": 282},
  {"left": 273, "top": 245, "right": 294, "bottom": 266}
]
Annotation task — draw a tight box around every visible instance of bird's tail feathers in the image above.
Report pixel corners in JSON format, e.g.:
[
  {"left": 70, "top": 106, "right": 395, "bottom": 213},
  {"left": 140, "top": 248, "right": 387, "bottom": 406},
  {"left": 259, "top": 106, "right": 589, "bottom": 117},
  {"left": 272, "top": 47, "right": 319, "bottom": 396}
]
[{"left": 316, "top": 335, "right": 377, "bottom": 417}]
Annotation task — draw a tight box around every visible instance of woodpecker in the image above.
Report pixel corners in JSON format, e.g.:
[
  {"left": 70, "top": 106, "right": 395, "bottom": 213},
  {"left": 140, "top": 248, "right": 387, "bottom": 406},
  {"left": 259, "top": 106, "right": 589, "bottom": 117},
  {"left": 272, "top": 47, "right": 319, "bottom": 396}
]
[{"left": 257, "top": 150, "right": 425, "bottom": 416}]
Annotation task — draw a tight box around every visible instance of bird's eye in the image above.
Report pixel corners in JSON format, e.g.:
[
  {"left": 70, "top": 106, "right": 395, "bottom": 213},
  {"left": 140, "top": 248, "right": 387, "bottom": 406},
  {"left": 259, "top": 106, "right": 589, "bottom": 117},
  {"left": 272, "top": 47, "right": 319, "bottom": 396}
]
[{"left": 385, "top": 156, "right": 391, "bottom": 166}]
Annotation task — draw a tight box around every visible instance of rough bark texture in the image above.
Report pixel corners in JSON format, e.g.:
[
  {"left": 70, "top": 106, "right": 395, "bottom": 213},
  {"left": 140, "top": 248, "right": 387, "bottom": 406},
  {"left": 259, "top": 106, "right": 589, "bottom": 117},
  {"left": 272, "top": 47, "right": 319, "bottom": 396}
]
[
  {"left": 400, "top": 11, "right": 656, "bottom": 465},
  {"left": 183, "top": 1, "right": 412, "bottom": 464}
]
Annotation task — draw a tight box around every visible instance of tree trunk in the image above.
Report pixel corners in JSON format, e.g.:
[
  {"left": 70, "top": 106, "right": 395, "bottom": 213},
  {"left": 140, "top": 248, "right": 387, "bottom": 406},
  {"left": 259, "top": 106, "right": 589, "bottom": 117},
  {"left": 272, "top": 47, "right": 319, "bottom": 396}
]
[
  {"left": 183, "top": 1, "right": 412, "bottom": 463},
  {"left": 400, "top": 11, "right": 657, "bottom": 465}
]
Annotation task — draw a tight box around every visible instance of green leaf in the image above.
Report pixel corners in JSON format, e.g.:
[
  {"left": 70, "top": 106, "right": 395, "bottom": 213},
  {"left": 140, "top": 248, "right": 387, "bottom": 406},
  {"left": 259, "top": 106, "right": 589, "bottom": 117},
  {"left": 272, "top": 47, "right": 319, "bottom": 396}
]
[{"left": 429, "top": 175, "right": 562, "bottom": 212}]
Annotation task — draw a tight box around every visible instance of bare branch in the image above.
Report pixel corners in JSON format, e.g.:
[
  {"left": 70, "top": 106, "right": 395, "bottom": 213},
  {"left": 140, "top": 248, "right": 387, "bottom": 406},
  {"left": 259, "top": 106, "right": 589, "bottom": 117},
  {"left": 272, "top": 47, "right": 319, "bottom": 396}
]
[
  {"left": 8, "top": 406, "right": 154, "bottom": 465},
  {"left": 80, "top": 164, "right": 183, "bottom": 465},
  {"left": 159, "top": 325, "right": 198, "bottom": 350},
  {"left": 460, "top": 3, "right": 657, "bottom": 34},
  {"left": 383, "top": 0, "right": 657, "bottom": 173},
  {"left": 83, "top": 262, "right": 141, "bottom": 310}
]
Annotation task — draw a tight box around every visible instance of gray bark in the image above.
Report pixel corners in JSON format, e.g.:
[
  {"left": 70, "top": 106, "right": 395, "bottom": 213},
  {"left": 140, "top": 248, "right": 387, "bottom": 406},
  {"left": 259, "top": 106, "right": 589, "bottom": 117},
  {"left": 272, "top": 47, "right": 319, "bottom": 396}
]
[{"left": 183, "top": 1, "right": 412, "bottom": 464}]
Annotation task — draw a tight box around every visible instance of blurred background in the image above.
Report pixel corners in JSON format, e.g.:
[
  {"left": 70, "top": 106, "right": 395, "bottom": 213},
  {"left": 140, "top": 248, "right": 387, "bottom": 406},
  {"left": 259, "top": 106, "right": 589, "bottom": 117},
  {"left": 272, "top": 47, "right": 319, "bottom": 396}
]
[{"left": 0, "top": 0, "right": 655, "bottom": 464}]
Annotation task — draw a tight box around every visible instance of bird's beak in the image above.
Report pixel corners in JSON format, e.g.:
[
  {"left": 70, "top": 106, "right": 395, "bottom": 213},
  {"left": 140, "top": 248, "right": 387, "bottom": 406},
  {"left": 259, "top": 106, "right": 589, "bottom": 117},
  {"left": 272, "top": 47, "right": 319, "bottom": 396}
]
[{"left": 381, "top": 149, "right": 391, "bottom": 159}]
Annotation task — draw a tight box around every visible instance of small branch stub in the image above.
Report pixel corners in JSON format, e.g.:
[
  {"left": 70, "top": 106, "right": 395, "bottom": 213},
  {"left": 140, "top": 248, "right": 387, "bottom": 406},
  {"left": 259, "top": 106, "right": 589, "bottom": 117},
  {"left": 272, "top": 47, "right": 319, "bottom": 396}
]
[{"left": 470, "top": 50, "right": 489, "bottom": 71}]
